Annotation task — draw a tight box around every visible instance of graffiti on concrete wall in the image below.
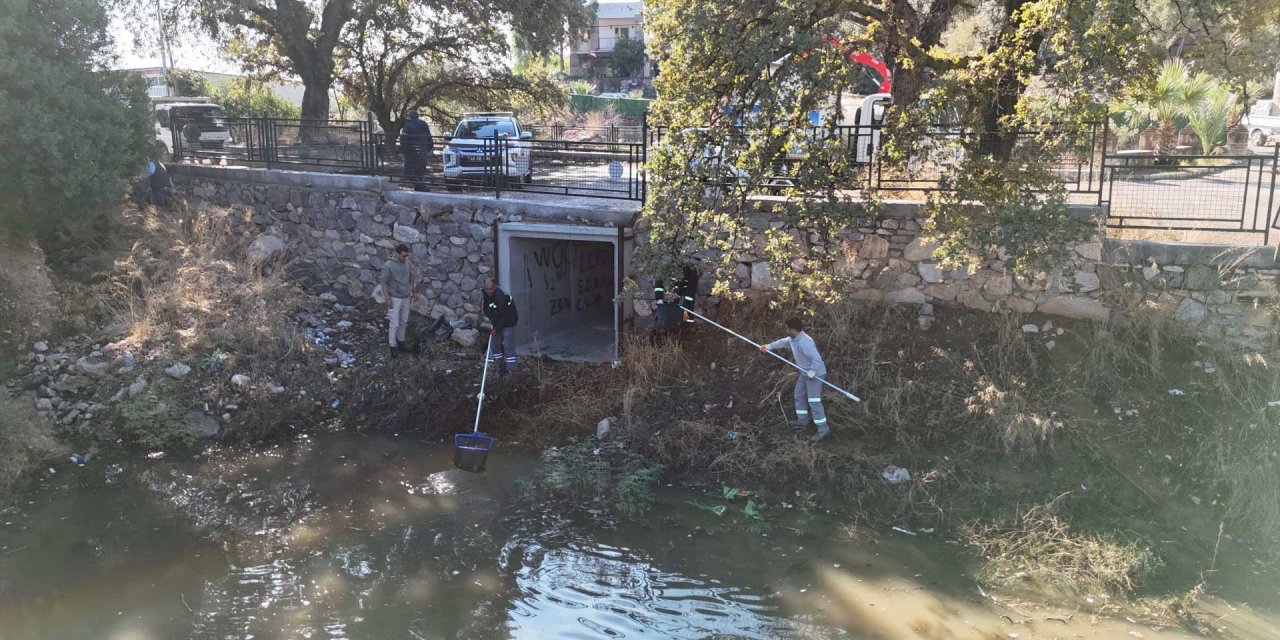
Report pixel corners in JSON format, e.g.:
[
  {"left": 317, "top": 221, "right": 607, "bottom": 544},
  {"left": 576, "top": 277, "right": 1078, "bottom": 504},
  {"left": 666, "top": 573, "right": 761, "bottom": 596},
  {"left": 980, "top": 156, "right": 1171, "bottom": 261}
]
[{"left": 575, "top": 244, "right": 613, "bottom": 314}]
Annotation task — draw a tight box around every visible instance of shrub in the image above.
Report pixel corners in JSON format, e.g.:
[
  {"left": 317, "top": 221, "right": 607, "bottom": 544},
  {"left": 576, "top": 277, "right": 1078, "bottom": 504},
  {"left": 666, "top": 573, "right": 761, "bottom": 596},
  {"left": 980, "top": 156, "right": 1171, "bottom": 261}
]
[
  {"left": 0, "top": 0, "right": 152, "bottom": 236},
  {"left": 0, "top": 389, "right": 66, "bottom": 499}
]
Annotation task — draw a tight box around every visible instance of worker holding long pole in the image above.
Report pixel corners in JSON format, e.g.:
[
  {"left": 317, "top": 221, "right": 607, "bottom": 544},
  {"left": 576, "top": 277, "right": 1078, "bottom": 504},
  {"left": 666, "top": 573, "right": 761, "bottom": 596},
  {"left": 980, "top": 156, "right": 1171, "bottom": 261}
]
[{"left": 761, "top": 317, "right": 833, "bottom": 443}]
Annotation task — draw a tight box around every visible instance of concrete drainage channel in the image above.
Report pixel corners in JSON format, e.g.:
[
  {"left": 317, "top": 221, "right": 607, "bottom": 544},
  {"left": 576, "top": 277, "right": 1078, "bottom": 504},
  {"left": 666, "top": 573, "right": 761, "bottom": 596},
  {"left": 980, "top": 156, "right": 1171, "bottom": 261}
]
[{"left": 496, "top": 222, "right": 635, "bottom": 363}]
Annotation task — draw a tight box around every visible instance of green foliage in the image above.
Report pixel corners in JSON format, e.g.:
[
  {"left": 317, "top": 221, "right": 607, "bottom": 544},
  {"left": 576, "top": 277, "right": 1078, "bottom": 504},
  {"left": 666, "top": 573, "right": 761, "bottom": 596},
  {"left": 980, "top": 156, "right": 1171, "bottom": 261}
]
[
  {"left": 337, "top": 1, "right": 576, "bottom": 141},
  {"left": 1186, "top": 86, "right": 1238, "bottom": 154},
  {"left": 519, "top": 439, "right": 660, "bottom": 519},
  {"left": 200, "top": 348, "right": 230, "bottom": 374},
  {"left": 0, "top": 0, "right": 152, "bottom": 236},
  {"left": 114, "top": 384, "right": 198, "bottom": 451},
  {"left": 568, "top": 80, "right": 596, "bottom": 95},
  {"left": 608, "top": 37, "right": 647, "bottom": 78},
  {"left": 169, "top": 70, "right": 213, "bottom": 97},
  {"left": 213, "top": 81, "right": 300, "bottom": 119},
  {"left": 639, "top": 0, "right": 1167, "bottom": 290}
]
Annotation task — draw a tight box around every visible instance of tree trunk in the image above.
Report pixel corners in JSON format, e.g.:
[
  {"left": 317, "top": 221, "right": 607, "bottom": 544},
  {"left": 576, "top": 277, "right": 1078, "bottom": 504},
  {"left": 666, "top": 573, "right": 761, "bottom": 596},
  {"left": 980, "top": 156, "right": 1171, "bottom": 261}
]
[{"left": 300, "top": 75, "right": 332, "bottom": 123}]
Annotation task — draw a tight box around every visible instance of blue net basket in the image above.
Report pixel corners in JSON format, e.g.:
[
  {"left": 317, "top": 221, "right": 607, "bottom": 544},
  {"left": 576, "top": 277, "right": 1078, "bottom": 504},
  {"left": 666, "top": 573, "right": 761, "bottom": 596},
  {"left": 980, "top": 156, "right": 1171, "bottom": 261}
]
[{"left": 454, "top": 433, "right": 496, "bottom": 473}]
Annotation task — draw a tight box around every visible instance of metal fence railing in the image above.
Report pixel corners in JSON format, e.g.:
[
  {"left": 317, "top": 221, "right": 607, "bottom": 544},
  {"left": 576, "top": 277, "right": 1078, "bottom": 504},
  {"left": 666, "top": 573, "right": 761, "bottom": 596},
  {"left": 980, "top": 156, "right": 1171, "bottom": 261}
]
[
  {"left": 168, "top": 115, "right": 1280, "bottom": 241},
  {"left": 646, "top": 121, "right": 1107, "bottom": 197},
  {"left": 171, "top": 116, "right": 381, "bottom": 173},
  {"left": 1101, "top": 147, "right": 1279, "bottom": 243},
  {"left": 376, "top": 134, "right": 646, "bottom": 201}
]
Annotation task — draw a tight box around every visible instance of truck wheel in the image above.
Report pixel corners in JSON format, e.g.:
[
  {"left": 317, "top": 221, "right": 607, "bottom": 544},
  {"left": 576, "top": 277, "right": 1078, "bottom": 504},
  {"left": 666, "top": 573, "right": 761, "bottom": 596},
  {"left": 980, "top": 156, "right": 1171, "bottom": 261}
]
[{"left": 1250, "top": 129, "right": 1268, "bottom": 147}]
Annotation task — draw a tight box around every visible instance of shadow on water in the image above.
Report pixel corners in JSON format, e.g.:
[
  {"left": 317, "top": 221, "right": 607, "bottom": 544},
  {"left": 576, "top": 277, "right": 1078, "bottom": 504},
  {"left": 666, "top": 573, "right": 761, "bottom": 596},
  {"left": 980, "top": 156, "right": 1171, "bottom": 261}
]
[{"left": 1, "top": 431, "right": 1278, "bottom": 639}]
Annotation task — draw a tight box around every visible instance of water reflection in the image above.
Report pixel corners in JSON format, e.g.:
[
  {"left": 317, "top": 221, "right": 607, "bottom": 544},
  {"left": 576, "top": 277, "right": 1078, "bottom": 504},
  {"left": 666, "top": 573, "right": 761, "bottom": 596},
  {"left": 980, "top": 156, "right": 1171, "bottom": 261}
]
[
  {"left": 502, "top": 538, "right": 834, "bottom": 639},
  {"left": 2, "top": 432, "right": 1277, "bottom": 640}
]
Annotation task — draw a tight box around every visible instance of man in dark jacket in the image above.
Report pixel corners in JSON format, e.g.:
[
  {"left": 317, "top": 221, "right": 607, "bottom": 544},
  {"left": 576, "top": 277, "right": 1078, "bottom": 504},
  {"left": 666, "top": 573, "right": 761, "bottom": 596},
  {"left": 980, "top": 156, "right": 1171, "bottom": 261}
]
[
  {"left": 482, "top": 278, "right": 519, "bottom": 375},
  {"left": 136, "top": 161, "right": 174, "bottom": 206},
  {"left": 399, "top": 110, "right": 434, "bottom": 191}
]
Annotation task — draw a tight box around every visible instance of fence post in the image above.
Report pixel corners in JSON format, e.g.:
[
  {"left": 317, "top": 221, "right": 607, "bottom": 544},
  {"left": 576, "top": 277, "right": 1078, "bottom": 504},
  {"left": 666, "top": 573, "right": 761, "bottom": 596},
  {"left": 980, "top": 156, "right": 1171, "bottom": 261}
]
[
  {"left": 1267, "top": 144, "right": 1278, "bottom": 245},
  {"left": 365, "top": 113, "right": 376, "bottom": 173},
  {"left": 640, "top": 112, "right": 648, "bottom": 203},
  {"left": 171, "top": 116, "right": 182, "bottom": 163},
  {"left": 1098, "top": 118, "right": 1110, "bottom": 207},
  {"left": 264, "top": 118, "right": 277, "bottom": 169}
]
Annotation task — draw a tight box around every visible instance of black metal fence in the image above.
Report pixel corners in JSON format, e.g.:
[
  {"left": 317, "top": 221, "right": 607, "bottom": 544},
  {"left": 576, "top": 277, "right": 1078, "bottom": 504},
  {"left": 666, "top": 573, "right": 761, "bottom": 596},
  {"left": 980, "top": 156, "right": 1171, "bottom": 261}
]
[
  {"left": 376, "top": 133, "right": 646, "bottom": 201},
  {"left": 1102, "top": 147, "right": 1279, "bottom": 243},
  {"left": 171, "top": 116, "right": 380, "bottom": 173},
  {"left": 170, "top": 115, "right": 1280, "bottom": 242}
]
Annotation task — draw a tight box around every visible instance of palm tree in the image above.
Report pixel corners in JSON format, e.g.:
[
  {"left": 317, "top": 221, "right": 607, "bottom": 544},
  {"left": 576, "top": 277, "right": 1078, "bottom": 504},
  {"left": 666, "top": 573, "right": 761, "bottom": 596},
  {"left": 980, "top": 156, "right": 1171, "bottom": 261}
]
[
  {"left": 1186, "top": 86, "right": 1238, "bottom": 154},
  {"left": 1134, "top": 59, "right": 1212, "bottom": 155}
]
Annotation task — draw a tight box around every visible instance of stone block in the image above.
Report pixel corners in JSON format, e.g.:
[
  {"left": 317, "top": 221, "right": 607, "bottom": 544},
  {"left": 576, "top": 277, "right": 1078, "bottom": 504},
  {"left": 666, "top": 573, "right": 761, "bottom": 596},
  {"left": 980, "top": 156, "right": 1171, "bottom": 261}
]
[
  {"left": 903, "top": 237, "right": 936, "bottom": 261},
  {"left": 393, "top": 224, "right": 422, "bottom": 244},
  {"left": 923, "top": 284, "right": 958, "bottom": 302},
  {"left": 1176, "top": 297, "right": 1209, "bottom": 323},
  {"left": 1185, "top": 265, "right": 1219, "bottom": 290},
  {"left": 1008, "top": 297, "right": 1037, "bottom": 313},
  {"left": 984, "top": 275, "right": 1014, "bottom": 296},
  {"left": 751, "top": 262, "right": 780, "bottom": 290},
  {"left": 957, "top": 289, "right": 991, "bottom": 311},
  {"left": 918, "top": 263, "right": 944, "bottom": 284},
  {"left": 1038, "top": 295, "right": 1108, "bottom": 322},
  {"left": 890, "top": 288, "right": 927, "bottom": 304},
  {"left": 1075, "top": 241, "right": 1103, "bottom": 261},
  {"left": 859, "top": 235, "right": 890, "bottom": 259}
]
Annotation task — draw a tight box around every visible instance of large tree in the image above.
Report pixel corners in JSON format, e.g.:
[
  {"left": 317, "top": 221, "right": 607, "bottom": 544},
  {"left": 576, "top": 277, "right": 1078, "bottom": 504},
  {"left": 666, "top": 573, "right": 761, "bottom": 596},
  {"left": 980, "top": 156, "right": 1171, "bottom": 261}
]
[
  {"left": 132, "top": 0, "right": 591, "bottom": 123},
  {"left": 338, "top": 0, "right": 582, "bottom": 142},
  {"left": 638, "top": 0, "right": 1177, "bottom": 297},
  {"left": 0, "top": 0, "right": 151, "bottom": 235}
]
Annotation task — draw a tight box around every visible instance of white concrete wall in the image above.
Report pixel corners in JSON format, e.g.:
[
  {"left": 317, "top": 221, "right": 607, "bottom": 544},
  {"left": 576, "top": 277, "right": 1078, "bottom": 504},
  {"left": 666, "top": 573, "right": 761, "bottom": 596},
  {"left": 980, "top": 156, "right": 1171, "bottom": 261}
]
[{"left": 506, "top": 237, "right": 614, "bottom": 351}]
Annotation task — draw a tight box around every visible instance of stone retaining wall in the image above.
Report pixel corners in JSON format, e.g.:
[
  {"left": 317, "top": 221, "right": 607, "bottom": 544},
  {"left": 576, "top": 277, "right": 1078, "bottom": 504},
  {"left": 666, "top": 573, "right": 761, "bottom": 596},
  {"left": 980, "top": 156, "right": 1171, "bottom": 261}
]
[
  {"left": 174, "top": 166, "right": 635, "bottom": 328},
  {"left": 686, "top": 200, "right": 1280, "bottom": 348},
  {"left": 174, "top": 165, "right": 1279, "bottom": 348}
]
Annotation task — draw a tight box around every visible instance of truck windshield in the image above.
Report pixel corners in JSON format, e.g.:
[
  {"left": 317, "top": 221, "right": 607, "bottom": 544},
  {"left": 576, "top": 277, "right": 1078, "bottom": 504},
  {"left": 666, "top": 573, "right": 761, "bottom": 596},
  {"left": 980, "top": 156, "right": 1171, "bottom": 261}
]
[
  {"left": 453, "top": 120, "right": 517, "bottom": 139},
  {"left": 172, "top": 106, "right": 227, "bottom": 126}
]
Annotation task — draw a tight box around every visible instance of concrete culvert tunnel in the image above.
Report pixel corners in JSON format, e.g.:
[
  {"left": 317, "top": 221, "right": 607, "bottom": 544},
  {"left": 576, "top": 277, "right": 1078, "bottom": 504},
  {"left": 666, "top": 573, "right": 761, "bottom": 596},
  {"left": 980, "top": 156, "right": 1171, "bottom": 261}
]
[{"left": 497, "top": 223, "right": 632, "bottom": 362}]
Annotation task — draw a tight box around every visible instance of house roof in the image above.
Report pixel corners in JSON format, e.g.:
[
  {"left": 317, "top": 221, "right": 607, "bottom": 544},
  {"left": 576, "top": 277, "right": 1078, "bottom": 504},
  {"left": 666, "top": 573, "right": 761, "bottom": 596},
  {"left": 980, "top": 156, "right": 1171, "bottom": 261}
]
[{"left": 597, "top": 1, "right": 642, "bottom": 21}]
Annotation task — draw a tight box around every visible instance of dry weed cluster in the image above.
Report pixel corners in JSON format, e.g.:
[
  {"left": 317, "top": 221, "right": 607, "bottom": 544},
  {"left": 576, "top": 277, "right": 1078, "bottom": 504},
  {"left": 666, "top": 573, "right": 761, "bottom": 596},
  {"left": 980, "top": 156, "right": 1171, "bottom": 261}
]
[{"left": 961, "top": 494, "right": 1162, "bottom": 596}]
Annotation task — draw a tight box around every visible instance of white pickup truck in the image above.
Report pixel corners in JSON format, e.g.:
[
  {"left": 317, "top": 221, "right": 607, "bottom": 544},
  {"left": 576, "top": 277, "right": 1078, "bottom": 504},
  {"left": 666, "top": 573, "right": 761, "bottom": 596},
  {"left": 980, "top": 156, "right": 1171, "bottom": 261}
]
[
  {"left": 1242, "top": 100, "right": 1280, "bottom": 147},
  {"left": 152, "top": 97, "right": 232, "bottom": 159}
]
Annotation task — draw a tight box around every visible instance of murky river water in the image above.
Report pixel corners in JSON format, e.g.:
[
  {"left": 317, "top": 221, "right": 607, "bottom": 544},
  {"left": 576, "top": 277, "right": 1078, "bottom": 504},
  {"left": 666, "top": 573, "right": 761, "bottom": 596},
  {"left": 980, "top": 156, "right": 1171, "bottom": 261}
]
[{"left": 2, "top": 432, "right": 1277, "bottom": 639}]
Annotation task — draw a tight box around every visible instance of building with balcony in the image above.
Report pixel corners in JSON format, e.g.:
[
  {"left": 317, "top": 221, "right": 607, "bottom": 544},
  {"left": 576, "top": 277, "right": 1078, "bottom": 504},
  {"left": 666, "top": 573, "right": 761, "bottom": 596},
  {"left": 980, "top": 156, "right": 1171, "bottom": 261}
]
[{"left": 568, "top": 1, "right": 654, "bottom": 95}]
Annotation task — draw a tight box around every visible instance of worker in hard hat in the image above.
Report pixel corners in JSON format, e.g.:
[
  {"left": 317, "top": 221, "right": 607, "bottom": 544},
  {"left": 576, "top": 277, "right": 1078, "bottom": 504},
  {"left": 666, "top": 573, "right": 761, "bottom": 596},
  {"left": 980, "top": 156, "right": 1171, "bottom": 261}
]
[{"left": 762, "top": 316, "right": 830, "bottom": 443}]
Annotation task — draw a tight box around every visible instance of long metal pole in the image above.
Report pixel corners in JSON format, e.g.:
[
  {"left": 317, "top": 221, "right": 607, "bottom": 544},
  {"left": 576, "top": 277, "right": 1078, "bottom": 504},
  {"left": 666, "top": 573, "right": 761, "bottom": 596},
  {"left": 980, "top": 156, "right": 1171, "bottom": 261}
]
[
  {"left": 472, "top": 334, "right": 494, "bottom": 434},
  {"left": 679, "top": 306, "right": 861, "bottom": 402}
]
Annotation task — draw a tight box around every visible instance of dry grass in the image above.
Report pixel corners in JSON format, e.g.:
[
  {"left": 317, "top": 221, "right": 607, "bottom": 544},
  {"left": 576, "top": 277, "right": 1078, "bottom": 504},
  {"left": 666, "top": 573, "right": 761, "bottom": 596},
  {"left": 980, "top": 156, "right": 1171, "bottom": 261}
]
[
  {"left": 0, "top": 389, "right": 66, "bottom": 499},
  {"left": 99, "top": 204, "right": 329, "bottom": 440},
  {"left": 961, "top": 494, "right": 1162, "bottom": 598},
  {"left": 965, "top": 375, "right": 1061, "bottom": 455},
  {"left": 1198, "top": 350, "right": 1280, "bottom": 534}
]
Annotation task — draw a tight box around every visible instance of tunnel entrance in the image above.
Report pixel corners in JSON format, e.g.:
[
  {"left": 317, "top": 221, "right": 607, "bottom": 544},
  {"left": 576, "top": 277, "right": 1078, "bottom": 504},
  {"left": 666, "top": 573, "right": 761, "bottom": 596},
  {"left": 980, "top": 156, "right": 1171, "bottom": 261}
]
[{"left": 497, "top": 223, "right": 633, "bottom": 362}]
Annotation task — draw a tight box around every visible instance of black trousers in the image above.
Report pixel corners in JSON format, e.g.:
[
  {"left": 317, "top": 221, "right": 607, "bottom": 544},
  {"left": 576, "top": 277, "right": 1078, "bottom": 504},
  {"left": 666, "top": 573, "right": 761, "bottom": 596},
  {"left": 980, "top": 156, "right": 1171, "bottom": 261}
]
[{"left": 403, "top": 154, "right": 429, "bottom": 191}]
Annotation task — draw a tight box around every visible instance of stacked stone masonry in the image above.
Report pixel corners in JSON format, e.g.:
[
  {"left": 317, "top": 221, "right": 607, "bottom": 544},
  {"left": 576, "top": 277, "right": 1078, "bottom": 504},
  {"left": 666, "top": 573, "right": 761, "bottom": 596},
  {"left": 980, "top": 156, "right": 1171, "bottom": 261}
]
[
  {"left": 174, "top": 167, "right": 1278, "bottom": 349},
  {"left": 175, "top": 167, "right": 629, "bottom": 331}
]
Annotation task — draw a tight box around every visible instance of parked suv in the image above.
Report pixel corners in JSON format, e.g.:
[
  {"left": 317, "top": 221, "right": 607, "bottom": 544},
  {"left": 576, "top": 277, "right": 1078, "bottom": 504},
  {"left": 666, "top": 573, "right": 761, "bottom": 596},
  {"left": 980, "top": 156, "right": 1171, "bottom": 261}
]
[{"left": 442, "top": 112, "right": 533, "bottom": 184}]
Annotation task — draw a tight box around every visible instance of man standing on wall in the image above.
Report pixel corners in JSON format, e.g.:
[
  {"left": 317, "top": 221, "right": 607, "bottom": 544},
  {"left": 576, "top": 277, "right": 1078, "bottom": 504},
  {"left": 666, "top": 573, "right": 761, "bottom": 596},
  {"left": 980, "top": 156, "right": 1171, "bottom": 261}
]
[
  {"left": 761, "top": 317, "right": 831, "bottom": 443},
  {"left": 399, "top": 110, "right": 434, "bottom": 191},
  {"left": 482, "top": 278, "right": 519, "bottom": 376},
  {"left": 381, "top": 244, "right": 417, "bottom": 356}
]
